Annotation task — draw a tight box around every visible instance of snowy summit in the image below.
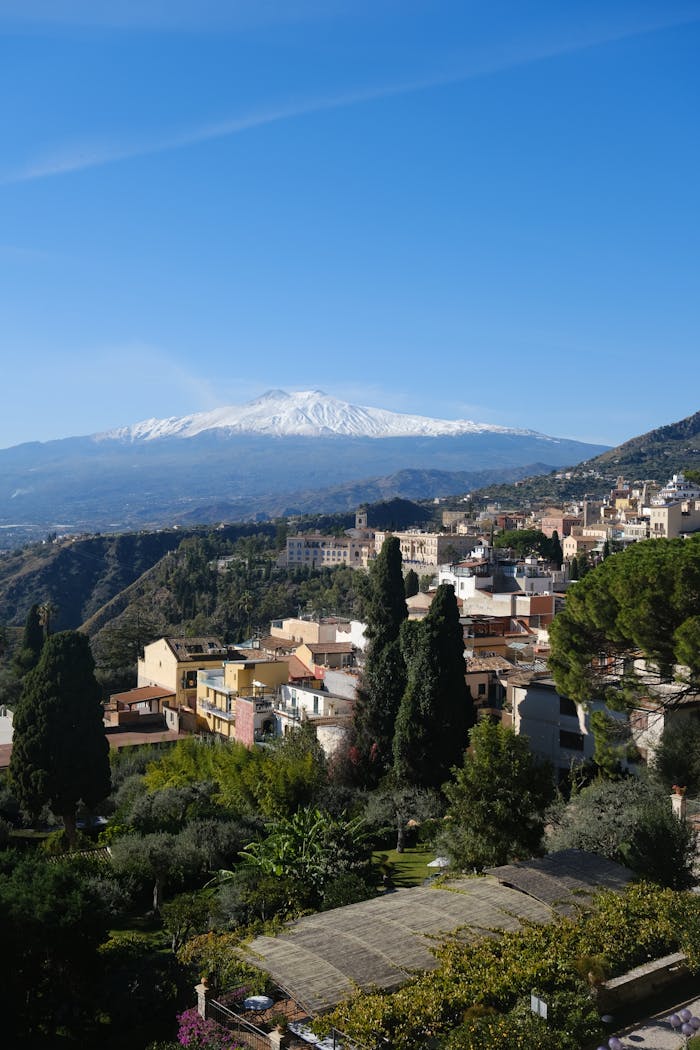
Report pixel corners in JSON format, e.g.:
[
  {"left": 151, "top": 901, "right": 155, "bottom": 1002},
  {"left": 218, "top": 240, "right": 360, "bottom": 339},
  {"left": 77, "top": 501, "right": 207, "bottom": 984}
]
[{"left": 99, "top": 389, "right": 548, "bottom": 442}]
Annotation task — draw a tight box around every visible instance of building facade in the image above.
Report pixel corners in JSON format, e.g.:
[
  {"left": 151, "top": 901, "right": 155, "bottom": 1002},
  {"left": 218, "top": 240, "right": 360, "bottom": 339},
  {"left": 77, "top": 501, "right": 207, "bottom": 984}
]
[
  {"left": 137, "top": 637, "right": 233, "bottom": 709},
  {"left": 374, "top": 530, "right": 474, "bottom": 567},
  {"left": 195, "top": 657, "right": 289, "bottom": 744}
]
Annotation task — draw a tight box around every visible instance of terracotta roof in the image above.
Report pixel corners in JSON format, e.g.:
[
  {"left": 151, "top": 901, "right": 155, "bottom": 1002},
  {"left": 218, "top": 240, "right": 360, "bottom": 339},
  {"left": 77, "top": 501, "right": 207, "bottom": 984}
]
[
  {"left": 110, "top": 686, "right": 175, "bottom": 704},
  {"left": 285, "top": 655, "right": 315, "bottom": 679},
  {"left": 259, "top": 634, "right": 296, "bottom": 653},
  {"left": 106, "top": 727, "right": 186, "bottom": 748},
  {"left": 466, "top": 656, "right": 514, "bottom": 673}
]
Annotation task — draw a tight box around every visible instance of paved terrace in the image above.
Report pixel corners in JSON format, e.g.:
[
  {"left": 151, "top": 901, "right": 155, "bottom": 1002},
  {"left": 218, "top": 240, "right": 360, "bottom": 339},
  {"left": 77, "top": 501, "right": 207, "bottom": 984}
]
[{"left": 241, "top": 850, "right": 632, "bottom": 1015}]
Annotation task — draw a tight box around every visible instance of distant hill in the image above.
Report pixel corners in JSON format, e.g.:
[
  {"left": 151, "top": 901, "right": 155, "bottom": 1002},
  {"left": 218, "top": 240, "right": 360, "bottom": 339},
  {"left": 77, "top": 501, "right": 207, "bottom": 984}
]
[
  {"left": 0, "top": 524, "right": 278, "bottom": 631},
  {"left": 589, "top": 410, "right": 700, "bottom": 474},
  {"left": 0, "top": 499, "right": 433, "bottom": 630},
  {"left": 467, "top": 410, "right": 700, "bottom": 507},
  {"left": 169, "top": 463, "right": 555, "bottom": 522}
]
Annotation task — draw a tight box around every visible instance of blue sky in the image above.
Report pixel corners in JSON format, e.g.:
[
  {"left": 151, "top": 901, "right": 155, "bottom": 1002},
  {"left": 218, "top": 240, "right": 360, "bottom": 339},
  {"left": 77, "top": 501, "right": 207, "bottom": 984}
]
[{"left": 1, "top": 0, "right": 698, "bottom": 449}]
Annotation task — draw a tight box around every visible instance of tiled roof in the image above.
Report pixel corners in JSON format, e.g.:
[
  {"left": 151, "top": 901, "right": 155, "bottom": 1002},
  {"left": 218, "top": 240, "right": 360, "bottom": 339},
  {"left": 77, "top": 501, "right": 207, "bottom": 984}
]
[
  {"left": 165, "top": 637, "right": 229, "bottom": 660},
  {"left": 110, "top": 686, "right": 175, "bottom": 704},
  {"left": 466, "top": 656, "right": 514, "bottom": 672},
  {"left": 259, "top": 634, "right": 296, "bottom": 653},
  {"left": 106, "top": 727, "right": 185, "bottom": 748},
  {"left": 303, "top": 642, "right": 355, "bottom": 654},
  {"left": 285, "top": 655, "right": 315, "bottom": 679}
]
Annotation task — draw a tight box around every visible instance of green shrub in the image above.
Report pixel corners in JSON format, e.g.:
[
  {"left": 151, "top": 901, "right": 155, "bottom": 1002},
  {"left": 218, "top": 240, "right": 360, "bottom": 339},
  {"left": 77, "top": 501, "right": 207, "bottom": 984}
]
[{"left": 41, "top": 828, "right": 93, "bottom": 854}]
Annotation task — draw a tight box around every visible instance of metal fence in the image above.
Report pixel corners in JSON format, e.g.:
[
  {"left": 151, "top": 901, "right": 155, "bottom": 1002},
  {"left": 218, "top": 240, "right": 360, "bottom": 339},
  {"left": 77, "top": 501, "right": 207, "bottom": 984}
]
[
  {"left": 323, "top": 1026, "right": 375, "bottom": 1050},
  {"left": 208, "top": 998, "right": 271, "bottom": 1050}
]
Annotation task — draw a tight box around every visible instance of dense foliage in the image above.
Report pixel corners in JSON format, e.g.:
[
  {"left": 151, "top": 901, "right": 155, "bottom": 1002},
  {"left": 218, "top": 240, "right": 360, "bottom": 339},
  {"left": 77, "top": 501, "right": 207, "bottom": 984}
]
[
  {"left": 493, "top": 528, "right": 559, "bottom": 561},
  {"left": 549, "top": 536, "right": 700, "bottom": 707},
  {"left": 547, "top": 776, "right": 697, "bottom": 889},
  {"left": 438, "top": 720, "right": 555, "bottom": 871},
  {"left": 0, "top": 851, "right": 111, "bottom": 1042},
  {"left": 653, "top": 714, "right": 700, "bottom": 794},
  {"left": 319, "top": 882, "right": 700, "bottom": 1049}
]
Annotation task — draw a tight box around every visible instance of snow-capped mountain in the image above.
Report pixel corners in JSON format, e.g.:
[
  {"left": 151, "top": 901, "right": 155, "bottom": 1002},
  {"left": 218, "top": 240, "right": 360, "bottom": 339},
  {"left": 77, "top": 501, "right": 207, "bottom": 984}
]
[
  {"left": 99, "top": 389, "right": 550, "bottom": 442},
  {"left": 0, "top": 391, "right": 608, "bottom": 535}
]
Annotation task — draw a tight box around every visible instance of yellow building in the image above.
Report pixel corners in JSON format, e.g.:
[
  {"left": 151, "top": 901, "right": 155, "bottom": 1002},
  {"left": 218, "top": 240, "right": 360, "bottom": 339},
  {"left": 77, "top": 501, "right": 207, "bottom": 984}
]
[
  {"left": 137, "top": 637, "right": 232, "bottom": 710},
  {"left": 196, "top": 657, "right": 289, "bottom": 744}
]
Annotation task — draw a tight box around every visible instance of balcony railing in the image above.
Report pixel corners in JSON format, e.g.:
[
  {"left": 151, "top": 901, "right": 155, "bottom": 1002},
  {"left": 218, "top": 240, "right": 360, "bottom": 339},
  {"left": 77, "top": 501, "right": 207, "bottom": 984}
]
[{"left": 198, "top": 698, "right": 236, "bottom": 722}]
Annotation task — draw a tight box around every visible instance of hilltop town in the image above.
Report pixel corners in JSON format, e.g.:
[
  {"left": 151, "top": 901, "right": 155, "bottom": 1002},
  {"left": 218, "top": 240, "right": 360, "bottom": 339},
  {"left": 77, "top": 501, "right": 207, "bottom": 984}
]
[{"left": 2, "top": 453, "right": 700, "bottom": 1049}]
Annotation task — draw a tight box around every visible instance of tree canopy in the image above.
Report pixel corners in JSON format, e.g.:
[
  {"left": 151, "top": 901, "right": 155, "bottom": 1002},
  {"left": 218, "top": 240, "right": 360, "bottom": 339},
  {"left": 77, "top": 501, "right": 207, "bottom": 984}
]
[
  {"left": 549, "top": 536, "right": 700, "bottom": 708},
  {"left": 0, "top": 851, "right": 111, "bottom": 1041},
  {"left": 494, "top": 529, "right": 551, "bottom": 559},
  {"left": 12, "top": 602, "right": 44, "bottom": 676},
  {"left": 10, "top": 630, "right": 111, "bottom": 841},
  {"left": 438, "top": 720, "right": 555, "bottom": 871},
  {"left": 547, "top": 776, "right": 696, "bottom": 889},
  {"left": 364, "top": 535, "right": 408, "bottom": 649},
  {"left": 404, "top": 568, "right": 419, "bottom": 598}
]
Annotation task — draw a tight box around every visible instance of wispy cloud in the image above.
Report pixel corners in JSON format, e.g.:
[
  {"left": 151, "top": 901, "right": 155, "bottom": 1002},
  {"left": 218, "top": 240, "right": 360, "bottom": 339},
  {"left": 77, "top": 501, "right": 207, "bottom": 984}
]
[
  {"left": 0, "top": 0, "right": 349, "bottom": 32},
  {"left": 4, "top": 9, "right": 699, "bottom": 186}
]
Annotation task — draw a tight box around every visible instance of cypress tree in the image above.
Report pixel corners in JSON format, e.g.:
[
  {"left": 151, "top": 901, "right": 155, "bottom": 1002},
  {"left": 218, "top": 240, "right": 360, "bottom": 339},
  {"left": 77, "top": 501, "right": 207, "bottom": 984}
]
[
  {"left": 365, "top": 536, "right": 407, "bottom": 649},
  {"left": 549, "top": 529, "right": 563, "bottom": 569},
  {"left": 12, "top": 603, "right": 44, "bottom": 676},
  {"left": 404, "top": 568, "right": 419, "bottom": 598},
  {"left": 393, "top": 583, "right": 474, "bottom": 789},
  {"left": 10, "top": 631, "right": 111, "bottom": 844},
  {"left": 352, "top": 537, "right": 408, "bottom": 782}
]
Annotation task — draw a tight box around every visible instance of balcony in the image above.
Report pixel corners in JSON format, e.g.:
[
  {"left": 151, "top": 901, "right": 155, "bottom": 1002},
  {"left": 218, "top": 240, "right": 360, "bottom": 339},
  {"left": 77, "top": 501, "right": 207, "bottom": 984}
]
[{"left": 198, "top": 698, "right": 236, "bottom": 722}]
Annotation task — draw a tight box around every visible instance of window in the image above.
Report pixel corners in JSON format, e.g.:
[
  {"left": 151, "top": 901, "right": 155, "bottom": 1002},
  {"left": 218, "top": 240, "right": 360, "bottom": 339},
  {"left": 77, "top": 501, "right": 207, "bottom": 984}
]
[
  {"left": 477, "top": 683, "right": 486, "bottom": 696},
  {"left": 559, "top": 729, "right": 584, "bottom": 751},
  {"left": 313, "top": 697, "right": 319, "bottom": 714},
  {"left": 630, "top": 710, "right": 649, "bottom": 732},
  {"left": 559, "top": 696, "right": 577, "bottom": 717}
]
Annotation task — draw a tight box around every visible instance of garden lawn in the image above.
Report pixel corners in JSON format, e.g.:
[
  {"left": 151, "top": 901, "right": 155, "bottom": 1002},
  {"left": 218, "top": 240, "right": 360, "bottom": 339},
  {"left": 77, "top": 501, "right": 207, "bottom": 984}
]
[{"left": 372, "top": 846, "right": 435, "bottom": 887}]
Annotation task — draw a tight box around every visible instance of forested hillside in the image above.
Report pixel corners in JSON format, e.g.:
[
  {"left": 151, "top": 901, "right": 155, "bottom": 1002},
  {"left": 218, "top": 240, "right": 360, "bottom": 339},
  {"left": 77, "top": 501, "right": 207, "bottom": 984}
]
[
  {"left": 467, "top": 409, "right": 700, "bottom": 507},
  {"left": 0, "top": 525, "right": 276, "bottom": 633}
]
